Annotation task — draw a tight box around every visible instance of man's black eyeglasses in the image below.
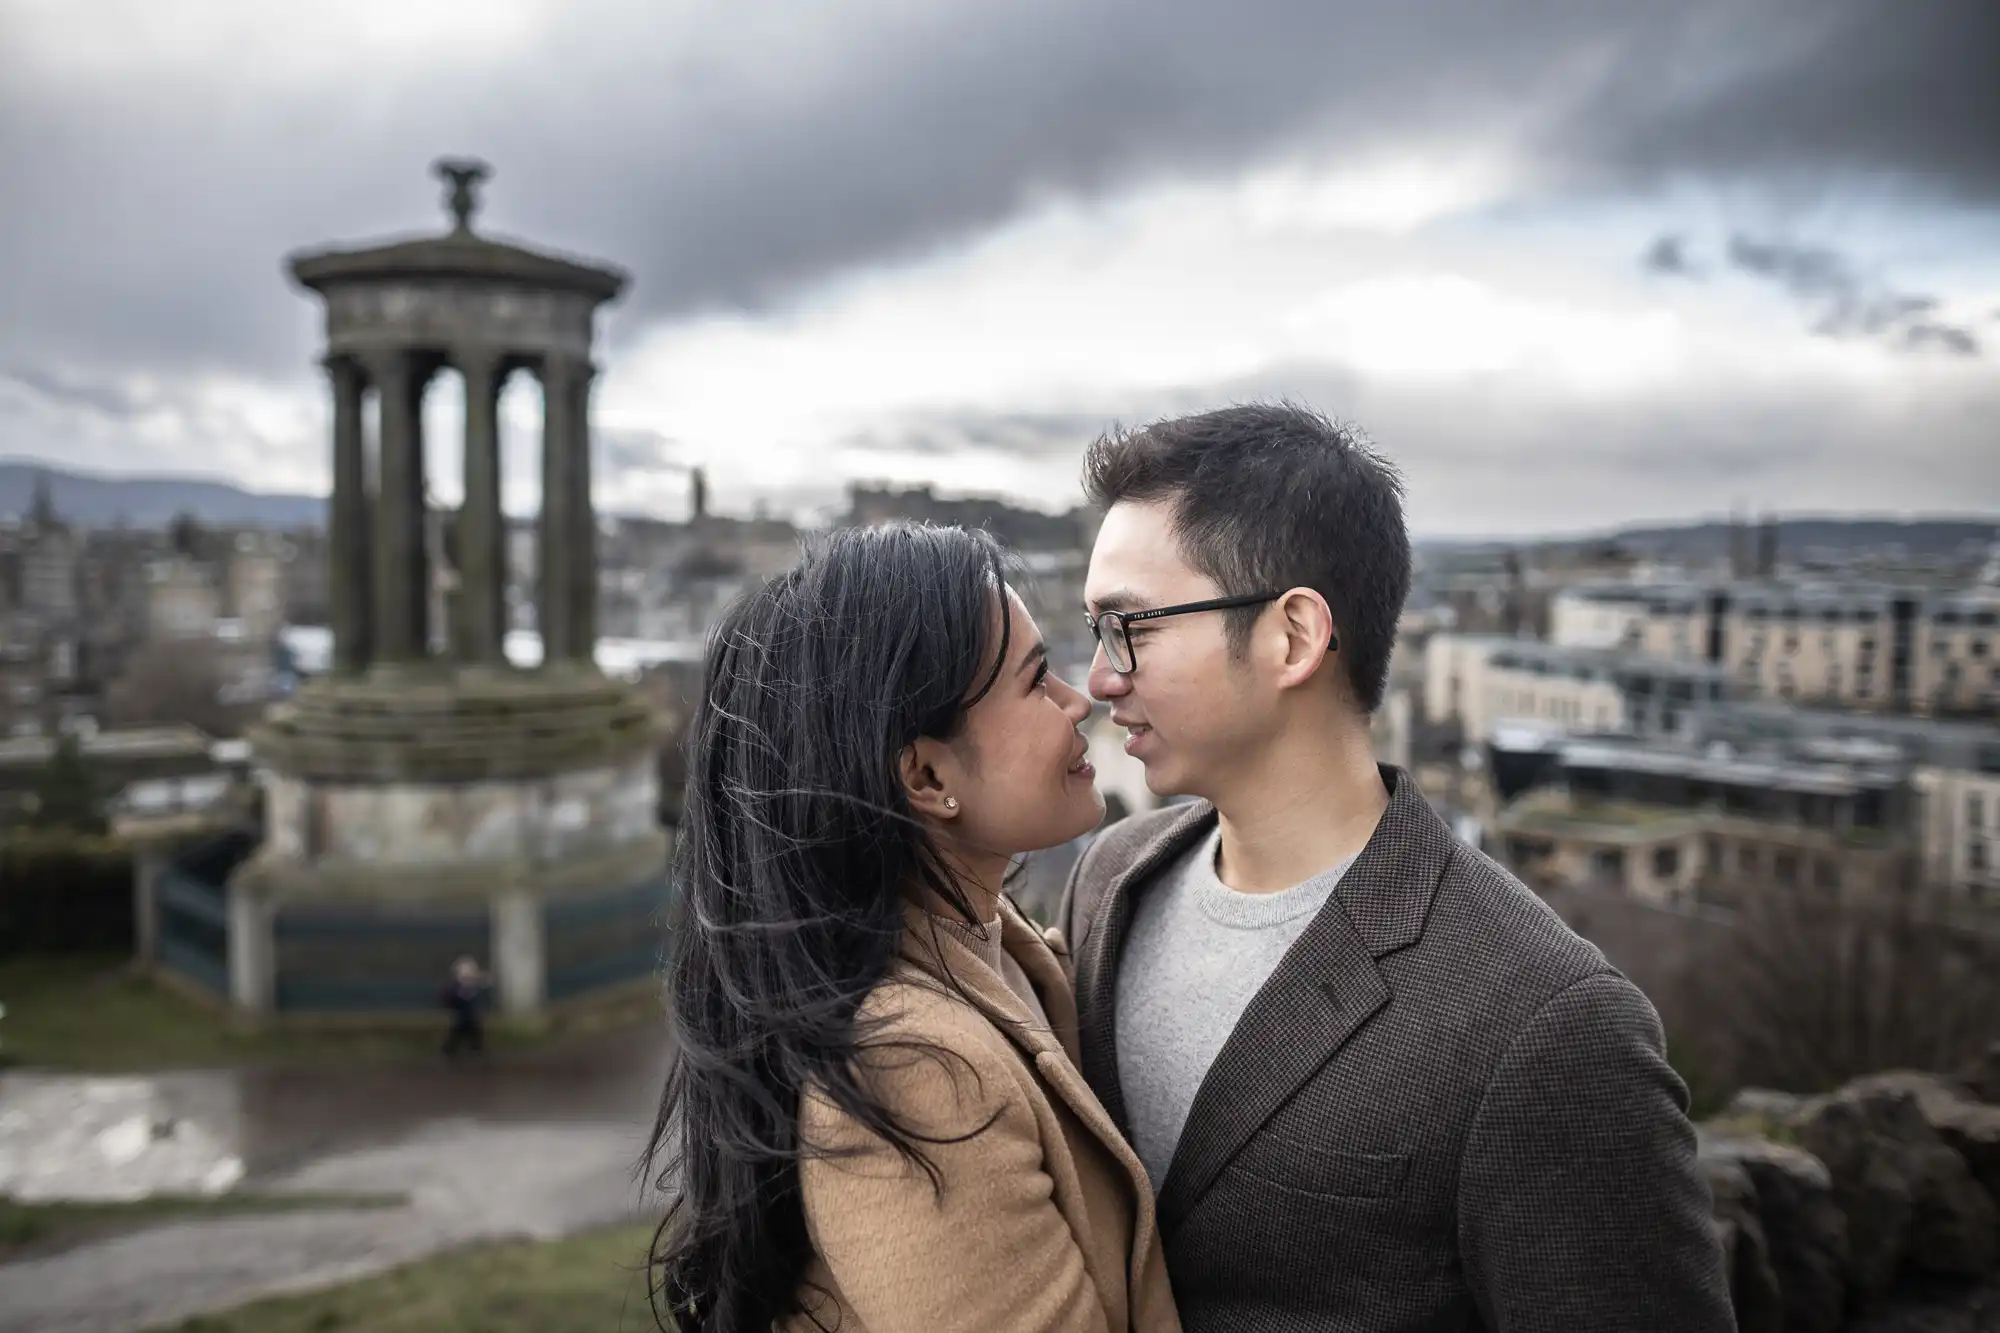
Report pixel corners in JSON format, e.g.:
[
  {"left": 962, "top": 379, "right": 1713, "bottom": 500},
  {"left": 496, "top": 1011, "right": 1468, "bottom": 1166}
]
[{"left": 1085, "top": 592, "right": 1338, "bottom": 675}]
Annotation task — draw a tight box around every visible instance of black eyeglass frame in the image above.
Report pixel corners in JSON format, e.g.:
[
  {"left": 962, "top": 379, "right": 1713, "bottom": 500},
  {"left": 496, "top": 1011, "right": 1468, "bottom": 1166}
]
[{"left": 1084, "top": 591, "right": 1338, "bottom": 675}]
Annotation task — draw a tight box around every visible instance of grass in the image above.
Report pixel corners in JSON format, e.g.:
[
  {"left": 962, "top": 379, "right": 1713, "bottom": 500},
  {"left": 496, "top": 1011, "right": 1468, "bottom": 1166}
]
[
  {"left": 149, "top": 1221, "right": 661, "bottom": 1333},
  {"left": 0, "top": 954, "right": 663, "bottom": 1072},
  {"left": 0, "top": 1191, "right": 406, "bottom": 1260}
]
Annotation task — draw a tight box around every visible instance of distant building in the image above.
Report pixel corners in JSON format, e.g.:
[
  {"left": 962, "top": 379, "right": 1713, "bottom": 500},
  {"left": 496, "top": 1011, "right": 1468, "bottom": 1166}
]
[
  {"left": 1923, "top": 589, "right": 2000, "bottom": 718},
  {"left": 591, "top": 505, "right": 802, "bottom": 642},
  {"left": 17, "top": 473, "right": 80, "bottom": 626},
  {"left": 1423, "top": 633, "right": 1727, "bottom": 745},
  {"left": 1916, "top": 761, "right": 2000, "bottom": 908},
  {"left": 0, "top": 723, "right": 226, "bottom": 825},
  {"left": 1494, "top": 699, "right": 2000, "bottom": 910},
  {"left": 145, "top": 556, "right": 222, "bottom": 640},
  {"left": 1550, "top": 579, "right": 2000, "bottom": 718},
  {"left": 1372, "top": 687, "right": 1414, "bottom": 772},
  {"left": 843, "top": 483, "right": 1096, "bottom": 554},
  {"left": 1494, "top": 729, "right": 1910, "bottom": 909},
  {"left": 227, "top": 532, "right": 287, "bottom": 643}
]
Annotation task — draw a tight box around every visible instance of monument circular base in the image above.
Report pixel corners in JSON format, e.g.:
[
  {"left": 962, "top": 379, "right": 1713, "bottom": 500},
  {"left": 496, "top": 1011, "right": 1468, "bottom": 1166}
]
[
  {"left": 222, "top": 664, "right": 674, "bottom": 1018},
  {"left": 248, "top": 665, "right": 663, "bottom": 785}
]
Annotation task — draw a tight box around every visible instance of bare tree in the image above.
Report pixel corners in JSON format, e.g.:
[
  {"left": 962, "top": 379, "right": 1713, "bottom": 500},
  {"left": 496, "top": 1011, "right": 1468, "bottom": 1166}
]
[
  {"left": 102, "top": 638, "right": 256, "bottom": 737},
  {"left": 1698, "top": 878, "right": 2000, "bottom": 1095}
]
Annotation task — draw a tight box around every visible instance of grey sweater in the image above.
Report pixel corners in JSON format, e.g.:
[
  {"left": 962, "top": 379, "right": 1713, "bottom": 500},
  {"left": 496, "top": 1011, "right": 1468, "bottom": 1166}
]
[{"left": 1113, "top": 828, "right": 1354, "bottom": 1189}]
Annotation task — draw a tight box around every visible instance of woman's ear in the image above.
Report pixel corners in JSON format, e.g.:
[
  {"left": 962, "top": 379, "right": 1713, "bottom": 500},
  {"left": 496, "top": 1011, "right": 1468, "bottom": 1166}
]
[{"left": 899, "top": 738, "right": 959, "bottom": 820}]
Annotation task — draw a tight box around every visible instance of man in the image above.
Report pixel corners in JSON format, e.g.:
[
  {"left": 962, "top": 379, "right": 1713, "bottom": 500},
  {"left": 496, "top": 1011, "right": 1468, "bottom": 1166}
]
[{"left": 1060, "top": 405, "right": 1732, "bottom": 1331}]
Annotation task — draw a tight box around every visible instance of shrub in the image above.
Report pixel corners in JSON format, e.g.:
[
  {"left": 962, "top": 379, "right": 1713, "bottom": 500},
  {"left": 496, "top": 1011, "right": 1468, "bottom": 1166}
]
[{"left": 0, "top": 829, "right": 134, "bottom": 956}]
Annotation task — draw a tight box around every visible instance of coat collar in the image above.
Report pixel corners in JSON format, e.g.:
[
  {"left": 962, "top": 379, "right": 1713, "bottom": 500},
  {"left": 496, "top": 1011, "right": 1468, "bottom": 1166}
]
[
  {"left": 896, "top": 897, "right": 1078, "bottom": 1064},
  {"left": 894, "top": 895, "right": 1164, "bottom": 1301}
]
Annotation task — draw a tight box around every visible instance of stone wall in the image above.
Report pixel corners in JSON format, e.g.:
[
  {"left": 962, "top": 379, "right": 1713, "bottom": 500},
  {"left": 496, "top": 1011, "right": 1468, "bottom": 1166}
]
[{"left": 1701, "top": 1047, "right": 2000, "bottom": 1331}]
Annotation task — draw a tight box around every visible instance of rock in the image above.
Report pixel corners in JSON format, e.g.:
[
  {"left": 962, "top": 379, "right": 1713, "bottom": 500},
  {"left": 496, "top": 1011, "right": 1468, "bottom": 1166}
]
[
  {"left": 1702, "top": 1143, "right": 1786, "bottom": 1333},
  {"left": 1845, "top": 1275, "right": 2000, "bottom": 1333},
  {"left": 1793, "top": 1090, "right": 1925, "bottom": 1303},
  {"left": 1960, "top": 1044, "right": 2000, "bottom": 1106},
  {"left": 1794, "top": 1087, "right": 2000, "bottom": 1300},
  {"left": 1706, "top": 1133, "right": 1848, "bottom": 1333},
  {"left": 1854, "top": 1071, "right": 2000, "bottom": 1211},
  {"left": 1730, "top": 1087, "right": 1816, "bottom": 1124}
]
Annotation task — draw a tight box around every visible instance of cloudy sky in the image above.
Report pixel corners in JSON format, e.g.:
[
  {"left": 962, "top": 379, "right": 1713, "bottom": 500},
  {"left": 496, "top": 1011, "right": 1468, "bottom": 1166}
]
[{"left": 1, "top": 0, "right": 1995, "bottom": 537}]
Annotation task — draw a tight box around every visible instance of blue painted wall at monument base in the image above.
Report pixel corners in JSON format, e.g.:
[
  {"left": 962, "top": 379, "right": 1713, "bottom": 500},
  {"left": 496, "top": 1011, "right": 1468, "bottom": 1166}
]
[
  {"left": 155, "top": 831, "right": 252, "bottom": 999},
  {"left": 273, "top": 903, "right": 492, "bottom": 1012},
  {"left": 150, "top": 832, "right": 674, "bottom": 1012},
  {"left": 544, "top": 875, "right": 671, "bottom": 1002}
]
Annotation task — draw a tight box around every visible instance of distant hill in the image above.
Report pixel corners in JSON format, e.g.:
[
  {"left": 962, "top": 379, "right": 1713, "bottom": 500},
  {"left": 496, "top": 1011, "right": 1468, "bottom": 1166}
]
[
  {"left": 0, "top": 459, "right": 323, "bottom": 530},
  {"left": 1423, "top": 516, "right": 1998, "bottom": 561},
  {"left": 1601, "top": 517, "right": 1997, "bottom": 561},
  {"left": 3, "top": 457, "right": 1993, "bottom": 554}
]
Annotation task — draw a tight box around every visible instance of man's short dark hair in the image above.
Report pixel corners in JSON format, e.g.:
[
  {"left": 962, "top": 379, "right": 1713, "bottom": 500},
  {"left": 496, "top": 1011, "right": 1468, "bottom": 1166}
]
[{"left": 1083, "top": 403, "right": 1410, "bottom": 714}]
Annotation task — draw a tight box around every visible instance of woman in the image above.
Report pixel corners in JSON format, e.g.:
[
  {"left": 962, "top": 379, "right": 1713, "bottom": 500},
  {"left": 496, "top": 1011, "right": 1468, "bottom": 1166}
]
[{"left": 647, "top": 523, "right": 1178, "bottom": 1333}]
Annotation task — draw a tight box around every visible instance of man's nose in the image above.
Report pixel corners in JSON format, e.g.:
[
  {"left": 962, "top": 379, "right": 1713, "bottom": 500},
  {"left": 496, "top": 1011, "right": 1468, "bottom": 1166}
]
[{"left": 1087, "top": 642, "right": 1129, "bottom": 701}]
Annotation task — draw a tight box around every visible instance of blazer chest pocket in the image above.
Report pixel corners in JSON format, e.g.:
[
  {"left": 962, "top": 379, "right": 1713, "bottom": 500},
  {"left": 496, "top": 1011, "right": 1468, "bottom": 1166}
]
[{"left": 1229, "top": 1133, "right": 1412, "bottom": 1200}]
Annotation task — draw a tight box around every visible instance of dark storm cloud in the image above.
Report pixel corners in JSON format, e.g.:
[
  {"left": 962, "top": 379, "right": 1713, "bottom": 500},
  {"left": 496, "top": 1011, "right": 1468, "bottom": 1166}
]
[
  {"left": 1574, "top": 0, "right": 2000, "bottom": 205},
  {"left": 1725, "top": 235, "right": 1981, "bottom": 356},
  {"left": 1165, "top": 365, "right": 2000, "bottom": 534},
  {"left": 1641, "top": 235, "right": 1695, "bottom": 277},
  {"left": 0, "top": 362, "right": 159, "bottom": 422},
  {"left": 842, "top": 409, "right": 1114, "bottom": 460},
  {"left": 817, "top": 361, "right": 2000, "bottom": 535},
  {"left": 0, "top": 0, "right": 1991, "bottom": 392}
]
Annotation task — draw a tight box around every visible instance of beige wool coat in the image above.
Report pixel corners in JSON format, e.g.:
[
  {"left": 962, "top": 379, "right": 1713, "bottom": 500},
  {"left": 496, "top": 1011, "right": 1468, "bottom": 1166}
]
[{"left": 785, "top": 898, "right": 1181, "bottom": 1333}]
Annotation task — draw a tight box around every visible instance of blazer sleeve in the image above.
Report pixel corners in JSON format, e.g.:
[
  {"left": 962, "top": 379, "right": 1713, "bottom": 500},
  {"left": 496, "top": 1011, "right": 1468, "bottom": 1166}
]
[
  {"left": 1456, "top": 971, "right": 1736, "bottom": 1333},
  {"left": 799, "top": 1036, "right": 1111, "bottom": 1333}
]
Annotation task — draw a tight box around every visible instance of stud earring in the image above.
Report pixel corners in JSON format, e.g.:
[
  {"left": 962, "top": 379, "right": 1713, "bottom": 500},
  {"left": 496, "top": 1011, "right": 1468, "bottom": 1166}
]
[{"left": 943, "top": 797, "right": 960, "bottom": 811}]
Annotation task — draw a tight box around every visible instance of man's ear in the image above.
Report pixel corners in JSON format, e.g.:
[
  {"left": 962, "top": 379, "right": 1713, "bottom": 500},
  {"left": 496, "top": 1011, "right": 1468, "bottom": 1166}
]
[
  {"left": 899, "top": 738, "right": 960, "bottom": 821},
  {"left": 1274, "top": 588, "right": 1338, "bottom": 688}
]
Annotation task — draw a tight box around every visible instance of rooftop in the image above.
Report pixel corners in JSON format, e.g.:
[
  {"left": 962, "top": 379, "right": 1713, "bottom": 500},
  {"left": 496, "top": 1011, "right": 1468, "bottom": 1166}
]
[
  {"left": 1498, "top": 789, "right": 1705, "bottom": 841},
  {"left": 0, "top": 725, "right": 215, "bottom": 769},
  {"left": 1694, "top": 700, "right": 2000, "bottom": 771},
  {"left": 1557, "top": 578, "right": 1996, "bottom": 619},
  {"left": 1559, "top": 736, "right": 1905, "bottom": 795},
  {"left": 1484, "top": 638, "right": 1728, "bottom": 686}
]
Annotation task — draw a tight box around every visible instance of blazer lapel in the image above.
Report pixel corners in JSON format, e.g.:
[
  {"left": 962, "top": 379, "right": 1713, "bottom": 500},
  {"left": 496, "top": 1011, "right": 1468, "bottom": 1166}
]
[
  {"left": 1154, "top": 767, "right": 1455, "bottom": 1232},
  {"left": 1075, "top": 803, "right": 1217, "bottom": 1137}
]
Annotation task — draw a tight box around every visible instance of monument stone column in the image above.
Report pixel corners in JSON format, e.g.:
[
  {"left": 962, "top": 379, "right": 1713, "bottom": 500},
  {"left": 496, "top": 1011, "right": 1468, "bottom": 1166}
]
[
  {"left": 566, "top": 360, "right": 598, "bottom": 659},
  {"left": 325, "top": 355, "right": 372, "bottom": 673},
  {"left": 537, "top": 353, "right": 580, "bottom": 663},
  {"left": 369, "top": 350, "right": 429, "bottom": 665},
  {"left": 458, "top": 348, "right": 506, "bottom": 665}
]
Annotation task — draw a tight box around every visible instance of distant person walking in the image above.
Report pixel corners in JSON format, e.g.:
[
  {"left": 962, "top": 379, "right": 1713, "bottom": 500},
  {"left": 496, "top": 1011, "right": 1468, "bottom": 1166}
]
[{"left": 439, "top": 956, "right": 488, "bottom": 1058}]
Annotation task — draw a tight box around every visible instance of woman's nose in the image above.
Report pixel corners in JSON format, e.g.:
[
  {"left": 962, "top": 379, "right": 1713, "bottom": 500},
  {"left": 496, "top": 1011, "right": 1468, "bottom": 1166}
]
[{"left": 1052, "top": 672, "right": 1091, "bottom": 722}]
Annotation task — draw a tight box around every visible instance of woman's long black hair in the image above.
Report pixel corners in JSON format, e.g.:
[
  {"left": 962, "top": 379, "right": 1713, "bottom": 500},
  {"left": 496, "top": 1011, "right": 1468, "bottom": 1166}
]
[{"left": 646, "top": 522, "right": 1018, "bottom": 1332}]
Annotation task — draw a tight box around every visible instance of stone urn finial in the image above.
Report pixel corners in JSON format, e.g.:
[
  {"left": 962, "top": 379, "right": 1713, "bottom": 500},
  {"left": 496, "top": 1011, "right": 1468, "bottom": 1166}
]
[{"left": 432, "top": 157, "right": 491, "bottom": 234}]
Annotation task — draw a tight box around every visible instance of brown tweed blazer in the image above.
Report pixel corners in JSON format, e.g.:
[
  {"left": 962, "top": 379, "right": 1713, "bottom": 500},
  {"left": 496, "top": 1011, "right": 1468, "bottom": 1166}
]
[
  {"left": 1059, "top": 766, "right": 1735, "bottom": 1332},
  {"left": 787, "top": 898, "right": 1182, "bottom": 1333}
]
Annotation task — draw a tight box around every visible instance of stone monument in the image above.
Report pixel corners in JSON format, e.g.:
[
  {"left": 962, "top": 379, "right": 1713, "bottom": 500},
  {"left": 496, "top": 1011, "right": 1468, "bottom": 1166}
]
[{"left": 217, "top": 161, "right": 667, "bottom": 1020}]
